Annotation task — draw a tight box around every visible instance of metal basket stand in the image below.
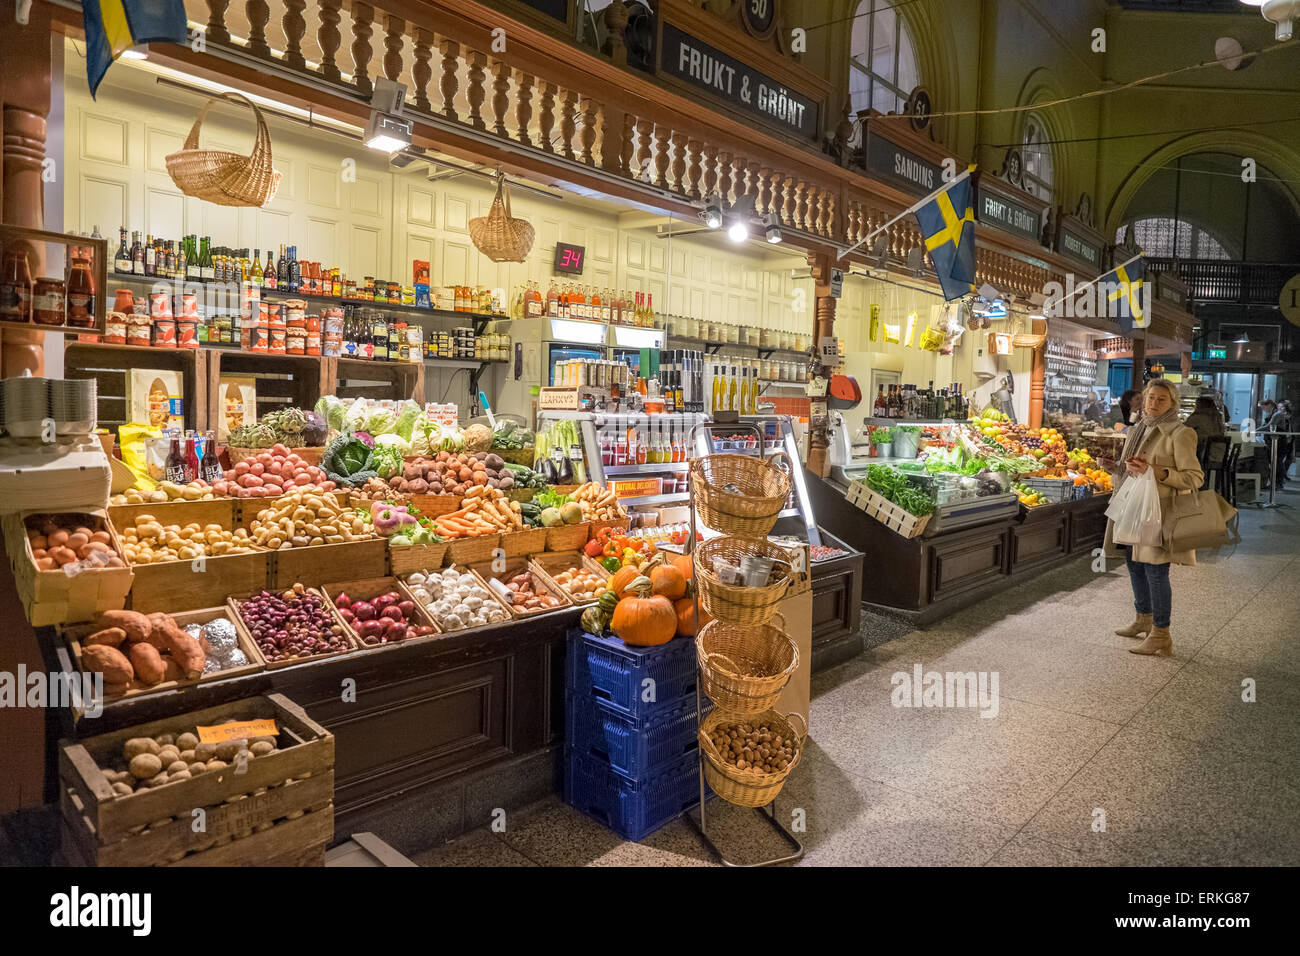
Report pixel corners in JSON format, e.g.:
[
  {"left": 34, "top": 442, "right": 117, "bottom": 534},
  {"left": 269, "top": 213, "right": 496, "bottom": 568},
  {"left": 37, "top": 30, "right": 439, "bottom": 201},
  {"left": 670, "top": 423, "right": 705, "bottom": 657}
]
[{"left": 682, "top": 421, "right": 803, "bottom": 867}]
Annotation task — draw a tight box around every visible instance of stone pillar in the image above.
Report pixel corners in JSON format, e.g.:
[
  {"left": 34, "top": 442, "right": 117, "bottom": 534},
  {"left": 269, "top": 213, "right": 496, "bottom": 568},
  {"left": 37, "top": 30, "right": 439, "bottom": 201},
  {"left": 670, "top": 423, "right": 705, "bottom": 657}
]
[
  {"left": 1028, "top": 317, "right": 1047, "bottom": 429},
  {"left": 806, "top": 252, "right": 836, "bottom": 478}
]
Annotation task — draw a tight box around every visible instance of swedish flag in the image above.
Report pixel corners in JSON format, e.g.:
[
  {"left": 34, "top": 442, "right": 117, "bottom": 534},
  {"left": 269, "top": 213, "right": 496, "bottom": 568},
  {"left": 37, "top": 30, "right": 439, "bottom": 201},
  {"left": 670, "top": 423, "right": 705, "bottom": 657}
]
[
  {"left": 81, "top": 0, "right": 187, "bottom": 98},
  {"left": 1100, "top": 257, "right": 1147, "bottom": 333},
  {"left": 914, "top": 175, "right": 976, "bottom": 302}
]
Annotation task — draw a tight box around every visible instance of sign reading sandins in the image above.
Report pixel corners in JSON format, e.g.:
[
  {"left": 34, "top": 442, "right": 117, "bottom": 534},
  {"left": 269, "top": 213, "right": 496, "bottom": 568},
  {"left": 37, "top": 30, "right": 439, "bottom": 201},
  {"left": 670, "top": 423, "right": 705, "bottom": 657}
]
[{"left": 662, "top": 24, "right": 819, "bottom": 140}]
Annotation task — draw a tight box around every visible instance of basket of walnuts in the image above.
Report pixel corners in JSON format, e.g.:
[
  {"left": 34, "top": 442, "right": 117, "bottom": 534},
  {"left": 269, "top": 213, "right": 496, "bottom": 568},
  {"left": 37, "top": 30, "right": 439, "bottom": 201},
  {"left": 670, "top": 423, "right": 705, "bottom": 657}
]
[{"left": 698, "top": 708, "right": 807, "bottom": 807}]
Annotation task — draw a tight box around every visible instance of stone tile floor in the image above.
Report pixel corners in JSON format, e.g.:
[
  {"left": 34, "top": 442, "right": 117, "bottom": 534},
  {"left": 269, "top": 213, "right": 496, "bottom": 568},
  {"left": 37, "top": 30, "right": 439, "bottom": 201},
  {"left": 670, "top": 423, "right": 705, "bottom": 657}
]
[{"left": 414, "top": 489, "right": 1300, "bottom": 867}]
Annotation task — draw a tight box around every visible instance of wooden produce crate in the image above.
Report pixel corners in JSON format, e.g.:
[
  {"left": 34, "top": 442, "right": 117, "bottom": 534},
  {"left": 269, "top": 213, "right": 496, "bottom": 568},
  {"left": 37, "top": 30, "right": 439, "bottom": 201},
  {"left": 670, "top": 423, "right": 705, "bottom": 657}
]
[
  {"left": 269, "top": 537, "right": 387, "bottom": 589},
  {"left": 228, "top": 587, "right": 358, "bottom": 670},
  {"left": 399, "top": 566, "right": 515, "bottom": 635},
  {"left": 109, "top": 498, "right": 236, "bottom": 531},
  {"left": 406, "top": 493, "right": 463, "bottom": 518},
  {"left": 320, "top": 576, "right": 441, "bottom": 649},
  {"left": 845, "top": 481, "right": 932, "bottom": 538},
  {"left": 64, "top": 340, "right": 205, "bottom": 434},
  {"left": 467, "top": 556, "right": 572, "bottom": 618},
  {"left": 545, "top": 521, "right": 591, "bottom": 552},
  {"left": 500, "top": 526, "right": 548, "bottom": 557},
  {"left": 57, "top": 693, "right": 333, "bottom": 867},
  {"left": 387, "top": 540, "right": 449, "bottom": 576},
  {"left": 3, "top": 509, "right": 134, "bottom": 626},
  {"left": 530, "top": 550, "right": 611, "bottom": 605},
  {"left": 444, "top": 533, "right": 500, "bottom": 565},
  {"left": 62, "top": 606, "right": 263, "bottom": 705},
  {"left": 590, "top": 516, "right": 631, "bottom": 539},
  {"left": 129, "top": 550, "right": 271, "bottom": 615}
]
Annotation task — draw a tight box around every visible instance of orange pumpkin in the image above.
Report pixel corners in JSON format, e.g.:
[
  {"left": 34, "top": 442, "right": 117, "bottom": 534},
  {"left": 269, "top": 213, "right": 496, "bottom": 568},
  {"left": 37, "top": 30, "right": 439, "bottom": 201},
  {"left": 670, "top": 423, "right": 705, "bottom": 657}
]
[
  {"left": 673, "top": 596, "right": 710, "bottom": 637},
  {"left": 664, "top": 552, "right": 693, "bottom": 581},
  {"left": 609, "top": 565, "right": 642, "bottom": 598},
  {"left": 611, "top": 576, "right": 677, "bottom": 646},
  {"left": 649, "top": 563, "right": 688, "bottom": 601}
]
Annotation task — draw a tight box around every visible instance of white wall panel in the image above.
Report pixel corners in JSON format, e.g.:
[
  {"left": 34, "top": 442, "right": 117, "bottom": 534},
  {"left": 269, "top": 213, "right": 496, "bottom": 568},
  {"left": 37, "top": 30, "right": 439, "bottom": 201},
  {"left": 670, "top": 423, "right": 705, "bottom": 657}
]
[{"left": 81, "top": 114, "right": 127, "bottom": 166}]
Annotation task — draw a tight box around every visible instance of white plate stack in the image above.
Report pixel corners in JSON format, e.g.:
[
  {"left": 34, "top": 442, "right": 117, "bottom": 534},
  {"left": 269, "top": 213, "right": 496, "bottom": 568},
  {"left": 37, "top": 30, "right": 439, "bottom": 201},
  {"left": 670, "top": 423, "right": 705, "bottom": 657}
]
[
  {"left": 0, "top": 377, "right": 97, "bottom": 439},
  {"left": 1, "top": 377, "right": 51, "bottom": 439}
]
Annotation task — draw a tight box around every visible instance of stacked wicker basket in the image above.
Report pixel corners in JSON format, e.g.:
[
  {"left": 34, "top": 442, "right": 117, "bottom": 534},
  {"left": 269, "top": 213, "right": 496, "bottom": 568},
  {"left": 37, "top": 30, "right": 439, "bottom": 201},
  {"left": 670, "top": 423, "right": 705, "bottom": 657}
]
[{"left": 689, "top": 451, "right": 806, "bottom": 808}]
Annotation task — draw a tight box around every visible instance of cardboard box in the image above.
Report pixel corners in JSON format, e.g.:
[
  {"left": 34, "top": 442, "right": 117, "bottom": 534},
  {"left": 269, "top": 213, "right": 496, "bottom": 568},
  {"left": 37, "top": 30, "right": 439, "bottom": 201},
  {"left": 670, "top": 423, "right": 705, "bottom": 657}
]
[
  {"left": 218, "top": 376, "right": 258, "bottom": 441},
  {"left": 127, "top": 369, "right": 183, "bottom": 432}
]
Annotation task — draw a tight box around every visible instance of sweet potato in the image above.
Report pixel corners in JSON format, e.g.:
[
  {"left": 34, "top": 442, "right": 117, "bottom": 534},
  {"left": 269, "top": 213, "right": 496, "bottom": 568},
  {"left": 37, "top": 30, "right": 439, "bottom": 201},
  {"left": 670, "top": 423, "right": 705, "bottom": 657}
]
[
  {"left": 128, "top": 643, "right": 167, "bottom": 685},
  {"left": 83, "top": 644, "right": 134, "bottom": 684},
  {"left": 143, "top": 613, "right": 177, "bottom": 650},
  {"left": 85, "top": 627, "right": 127, "bottom": 648},
  {"left": 163, "top": 659, "right": 185, "bottom": 682},
  {"left": 94, "top": 610, "right": 151, "bottom": 645},
  {"left": 159, "top": 624, "right": 206, "bottom": 680}
]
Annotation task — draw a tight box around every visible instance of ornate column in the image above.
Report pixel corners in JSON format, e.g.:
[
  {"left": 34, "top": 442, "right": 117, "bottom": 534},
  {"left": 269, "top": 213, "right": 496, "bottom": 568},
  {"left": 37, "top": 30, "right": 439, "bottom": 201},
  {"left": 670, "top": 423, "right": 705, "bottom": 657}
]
[{"left": 806, "top": 253, "right": 836, "bottom": 478}]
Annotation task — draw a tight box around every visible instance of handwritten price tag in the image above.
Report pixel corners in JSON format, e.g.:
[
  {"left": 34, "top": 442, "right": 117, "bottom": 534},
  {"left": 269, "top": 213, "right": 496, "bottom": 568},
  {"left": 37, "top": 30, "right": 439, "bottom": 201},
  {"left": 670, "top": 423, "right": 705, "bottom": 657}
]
[{"left": 196, "top": 718, "right": 278, "bottom": 744}]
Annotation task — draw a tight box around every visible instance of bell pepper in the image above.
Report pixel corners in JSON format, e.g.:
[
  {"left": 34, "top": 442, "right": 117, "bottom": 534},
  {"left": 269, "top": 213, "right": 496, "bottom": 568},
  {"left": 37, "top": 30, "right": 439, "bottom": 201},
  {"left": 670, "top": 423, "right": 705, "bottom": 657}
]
[{"left": 600, "top": 556, "right": 621, "bottom": 574}]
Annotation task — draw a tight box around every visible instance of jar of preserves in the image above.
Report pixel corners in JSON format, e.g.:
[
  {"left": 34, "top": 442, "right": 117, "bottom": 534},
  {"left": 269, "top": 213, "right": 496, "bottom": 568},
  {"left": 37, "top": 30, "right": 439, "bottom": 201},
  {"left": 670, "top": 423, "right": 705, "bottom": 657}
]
[
  {"left": 33, "top": 276, "right": 66, "bottom": 325},
  {"left": 0, "top": 248, "right": 33, "bottom": 322},
  {"left": 104, "top": 311, "right": 128, "bottom": 345}
]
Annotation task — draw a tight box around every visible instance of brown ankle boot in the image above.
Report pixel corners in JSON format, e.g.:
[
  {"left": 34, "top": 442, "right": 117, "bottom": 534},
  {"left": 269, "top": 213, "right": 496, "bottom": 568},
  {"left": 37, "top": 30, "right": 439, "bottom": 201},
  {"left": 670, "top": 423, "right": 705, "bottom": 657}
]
[
  {"left": 1115, "top": 613, "right": 1153, "bottom": 638},
  {"left": 1129, "top": 627, "right": 1173, "bottom": 657}
]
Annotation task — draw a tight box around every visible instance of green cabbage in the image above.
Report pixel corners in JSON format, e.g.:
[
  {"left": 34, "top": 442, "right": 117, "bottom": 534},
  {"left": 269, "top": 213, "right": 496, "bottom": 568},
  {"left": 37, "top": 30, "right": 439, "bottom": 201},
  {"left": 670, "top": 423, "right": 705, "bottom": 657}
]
[{"left": 393, "top": 401, "right": 423, "bottom": 442}]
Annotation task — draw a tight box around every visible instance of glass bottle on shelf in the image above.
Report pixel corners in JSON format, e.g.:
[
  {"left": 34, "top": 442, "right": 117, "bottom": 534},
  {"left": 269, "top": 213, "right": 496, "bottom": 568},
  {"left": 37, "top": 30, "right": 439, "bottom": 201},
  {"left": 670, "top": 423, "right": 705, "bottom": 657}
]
[
  {"left": 114, "top": 227, "right": 132, "bottom": 274},
  {"left": 130, "top": 232, "right": 144, "bottom": 275},
  {"left": 165, "top": 431, "right": 188, "bottom": 484}
]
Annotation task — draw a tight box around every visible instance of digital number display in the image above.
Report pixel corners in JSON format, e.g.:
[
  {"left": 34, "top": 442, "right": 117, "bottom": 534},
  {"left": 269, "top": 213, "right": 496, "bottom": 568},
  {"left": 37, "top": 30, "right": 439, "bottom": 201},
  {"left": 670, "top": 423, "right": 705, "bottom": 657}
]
[{"left": 554, "top": 243, "right": 586, "bottom": 275}]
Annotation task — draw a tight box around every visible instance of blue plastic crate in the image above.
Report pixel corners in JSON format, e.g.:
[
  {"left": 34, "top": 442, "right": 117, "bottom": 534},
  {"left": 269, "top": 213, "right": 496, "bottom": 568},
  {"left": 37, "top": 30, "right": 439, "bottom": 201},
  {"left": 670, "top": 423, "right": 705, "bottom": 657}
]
[
  {"left": 567, "top": 629, "right": 698, "bottom": 718},
  {"left": 564, "top": 747, "right": 708, "bottom": 842},
  {"left": 567, "top": 691, "right": 711, "bottom": 778}
]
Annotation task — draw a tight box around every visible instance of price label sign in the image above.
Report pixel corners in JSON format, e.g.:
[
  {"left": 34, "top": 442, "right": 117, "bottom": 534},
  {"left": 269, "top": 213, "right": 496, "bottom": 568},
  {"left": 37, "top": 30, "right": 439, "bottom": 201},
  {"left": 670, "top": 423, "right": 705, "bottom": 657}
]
[
  {"left": 830, "top": 267, "right": 844, "bottom": 298},
  {"left": 819, "top": 336, "right": 840, "bottom": 363},
  {"left": 196, "top": 718, "right": 278, "bottom": 744}
]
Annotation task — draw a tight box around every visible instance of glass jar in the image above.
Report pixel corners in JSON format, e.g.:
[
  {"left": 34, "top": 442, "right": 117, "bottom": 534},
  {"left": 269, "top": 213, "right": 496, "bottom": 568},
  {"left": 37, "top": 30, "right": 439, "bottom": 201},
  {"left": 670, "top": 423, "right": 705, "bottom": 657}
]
[
  {"left": 67, "top": 253, "right": 97, "bottom": 325},
  {"left": 32, "top": 276, "right": 66, "bottom": 326},
  {"left": 0, "top": 248, "right": 33, "bottom": 322}
]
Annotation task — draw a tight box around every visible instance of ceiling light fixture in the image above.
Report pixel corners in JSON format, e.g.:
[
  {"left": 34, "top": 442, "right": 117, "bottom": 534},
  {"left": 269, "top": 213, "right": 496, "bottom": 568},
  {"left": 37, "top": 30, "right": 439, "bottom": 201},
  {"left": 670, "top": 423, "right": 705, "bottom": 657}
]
[
  {"left": 1234, "top": 331, "right": 1251, "bottom": 344},
  {"left": 702, "top": 196, "right": 723, "bottom": 229},
  {"left": 728, "top": 218, "right": 749, "bottom": 243},
  {"left": 1240, "top": 0, "right": 1298, "bottom": 40},
  {"left": 365, "top": 77, "right": 412, "bottom": 153},
  {"left": 120, "top": 49, "right": 148, "bottom": 60},
  {"left": 763, "top": 211, "right": 782, "bottom": 243}
]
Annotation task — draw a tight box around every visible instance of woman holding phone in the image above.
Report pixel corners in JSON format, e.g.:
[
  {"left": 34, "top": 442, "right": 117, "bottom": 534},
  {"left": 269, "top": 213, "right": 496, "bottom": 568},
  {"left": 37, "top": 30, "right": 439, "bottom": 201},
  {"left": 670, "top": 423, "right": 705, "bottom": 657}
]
[{"left": 1103, "top": 379, "right": 1205, "bottom": 656}]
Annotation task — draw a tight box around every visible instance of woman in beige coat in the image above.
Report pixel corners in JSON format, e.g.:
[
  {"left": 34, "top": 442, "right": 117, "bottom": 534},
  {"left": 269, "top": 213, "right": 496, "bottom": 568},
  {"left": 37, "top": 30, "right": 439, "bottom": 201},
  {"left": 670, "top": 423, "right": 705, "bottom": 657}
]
[{"left": 1103, "top": 379, "right": 1204, "bottom": 656}]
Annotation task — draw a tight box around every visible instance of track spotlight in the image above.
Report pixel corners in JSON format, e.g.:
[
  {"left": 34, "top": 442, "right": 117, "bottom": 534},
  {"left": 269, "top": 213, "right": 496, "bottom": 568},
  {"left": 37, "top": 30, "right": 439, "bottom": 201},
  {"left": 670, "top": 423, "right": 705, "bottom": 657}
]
[
  {"left": 763, "top": 212, "right": 782, "bottom": 243},
  {"left": 702, "top": 196, "right": 723, "bottom": 229},
  {"left": 727, "top": 218, "right": 749, "bottom": 243}
]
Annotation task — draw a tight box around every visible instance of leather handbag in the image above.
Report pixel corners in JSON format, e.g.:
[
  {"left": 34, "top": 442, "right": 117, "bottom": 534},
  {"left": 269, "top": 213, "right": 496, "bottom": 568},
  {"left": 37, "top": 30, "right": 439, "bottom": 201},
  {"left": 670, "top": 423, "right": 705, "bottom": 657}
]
[{"left": 1163, "top": 488, "right": 1238, "bottom": 552}]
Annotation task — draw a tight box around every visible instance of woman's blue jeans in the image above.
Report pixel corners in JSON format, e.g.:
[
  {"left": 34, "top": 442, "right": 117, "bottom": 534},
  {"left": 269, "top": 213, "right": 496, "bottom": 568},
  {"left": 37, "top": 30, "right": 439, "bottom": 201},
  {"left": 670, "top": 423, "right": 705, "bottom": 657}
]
[{"left": 1124, "top": 547, "right": 1172, "bottom": 628}]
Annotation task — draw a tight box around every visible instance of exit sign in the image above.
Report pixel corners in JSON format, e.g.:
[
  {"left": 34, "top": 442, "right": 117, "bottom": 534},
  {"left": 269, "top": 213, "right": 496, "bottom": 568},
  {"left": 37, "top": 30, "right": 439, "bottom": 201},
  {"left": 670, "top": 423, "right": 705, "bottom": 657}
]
[{"left": 1209, "top": 347, "right": 1227, "bottom": 359}]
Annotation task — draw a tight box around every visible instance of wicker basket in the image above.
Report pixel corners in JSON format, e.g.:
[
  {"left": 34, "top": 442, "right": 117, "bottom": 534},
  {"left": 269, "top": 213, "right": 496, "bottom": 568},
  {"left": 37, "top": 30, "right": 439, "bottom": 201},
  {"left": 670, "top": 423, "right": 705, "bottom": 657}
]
[
  {"left": 698, "top": 709, "right": 807, "bottom": 807},
  {"left": 545, "top": 522, "right": 590, "bottom": 552},
  {"left": 165, "top": 92, "right": 281, "bottom": 207},
  {"left": 696, "top": 613, "right": 799, "bottom": 713},
  {"left": 469, "top": 175, "right": 535, "bottom": 263},
  {"left": 695, "top": 535, "right": 792, "bottom": 626},
  {"left": 590, "top": 516, "right": 631, "bottom": 540},
  {"left": 445, "top": 534, "right": 500, "bottom": 565},
  {"left": 690, "top": 452, "right": 793, "bottom": 535},
  {"left": 500, "top": 526, "right": 548, "bottom": 557}
]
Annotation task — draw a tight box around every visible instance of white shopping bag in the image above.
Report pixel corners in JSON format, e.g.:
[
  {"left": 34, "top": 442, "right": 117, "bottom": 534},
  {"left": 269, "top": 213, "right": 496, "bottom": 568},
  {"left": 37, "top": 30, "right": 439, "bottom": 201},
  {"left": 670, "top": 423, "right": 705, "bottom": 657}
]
[{"left": 1106, "top": 468, "right": 1164, "bottom": 548}]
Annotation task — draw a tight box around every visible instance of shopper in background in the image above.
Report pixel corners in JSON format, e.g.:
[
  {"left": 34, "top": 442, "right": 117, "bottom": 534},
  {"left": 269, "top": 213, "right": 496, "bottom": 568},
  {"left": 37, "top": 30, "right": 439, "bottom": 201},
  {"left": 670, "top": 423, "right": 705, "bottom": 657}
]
[
  {"left": 1084, "top": 391, "right": 1106, "bottom": 423},
  {"left": 1264, "top": 400, "right": 1294, "bottom": 487},
  {"left": 1104, "top": 379, "right": 1204, "bottom": 657},
  {"left": 1105, "top": 389, "right": 1140, "bottom": 432},
  {"left": 1184, "top": 396, "right": 1225, "bottom": 443}
]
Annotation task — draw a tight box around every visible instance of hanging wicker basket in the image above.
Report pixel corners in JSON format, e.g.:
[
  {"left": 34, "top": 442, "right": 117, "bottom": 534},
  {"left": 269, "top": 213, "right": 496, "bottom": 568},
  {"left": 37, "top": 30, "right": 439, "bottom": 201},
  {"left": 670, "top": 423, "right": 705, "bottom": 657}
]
[
  {"left": 698, "top": 708, "right": 807, "bottom": 807},
  {"left": 690, "top": 452, "right": 793, "bottom": 536},
  {"left": 469, "top": 175, "right": 536, "bottom": 262},
  {"left": 696, "top": 613, "right": 799, "bottom": 713},
  {"left": 165, "top": 92, "right": 281, "bottom": 208}
]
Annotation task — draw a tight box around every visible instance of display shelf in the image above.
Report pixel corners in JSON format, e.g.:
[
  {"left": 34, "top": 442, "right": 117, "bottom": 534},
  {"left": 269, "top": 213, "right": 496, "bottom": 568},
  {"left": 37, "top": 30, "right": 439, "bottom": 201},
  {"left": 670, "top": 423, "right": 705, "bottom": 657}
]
[
  {"left": 105, "top": 272, "right": 507, "bottom": 334},
  {"left": 616, "top": 491, "right": 690, "bottom": 506},
  {"left": 63, "top": 338, "right": 206, "bottom": 433},
  {"left": 603, "top": 462, "right": 689, "bottom": 475},
  {"left": 0, "top": 223, "right": 108, "bottom": 332},
  {"left": 666, "top": 334, "right": 808, "bottom": 358}
]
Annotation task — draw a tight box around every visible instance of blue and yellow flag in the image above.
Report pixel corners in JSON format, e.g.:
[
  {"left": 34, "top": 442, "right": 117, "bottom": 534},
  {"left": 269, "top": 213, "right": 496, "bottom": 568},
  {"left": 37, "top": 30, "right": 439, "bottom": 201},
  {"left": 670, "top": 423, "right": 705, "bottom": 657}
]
[
  {"left": 914, "top": 174, "right": 976, "bottom": 302},
  {"left": 1100, "top": 257, "right": 1147, "bottom": 333},
  {"left": 81, "top": 0, "right": 187, "bottom": 98}
]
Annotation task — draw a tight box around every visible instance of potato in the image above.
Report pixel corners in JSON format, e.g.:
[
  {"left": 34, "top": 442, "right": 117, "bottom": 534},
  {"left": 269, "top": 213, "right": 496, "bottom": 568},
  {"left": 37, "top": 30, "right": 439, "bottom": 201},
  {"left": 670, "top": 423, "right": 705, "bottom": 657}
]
[
  {"left": 158, "top": 746, "right": 181, "bottom": 765},
  {"left": 193, "top": 742, "right": 217, "bottom": 762},
  {"left": 214, "top": 739, "right": 246, "bottom": 762},
  {"left": 144, "top": 772, "right": 170, "bottom": 788},
  {"left": 83, "top": 645, "right": 133, "bottom": 684},
  {"left": 178, "top": 749, "right": 195, "bottom": 763},
  {"left": 111, "top": 782, "right": 133, "bottom": 796},
  {"left": 250, "top": 741, "right": 274, "bottom": 757},
  {"left": 168, "top": 770, "right": 192, "bottom": 782},
  {"left": 205, "top": 760, "right": 228, "bottom": 772},
  {"left": 123, "top": 737, "right": 160, "bottom": 759},
  {"left": 129, "top": 753, "right": 163, "bottom": 779},
  {"left": 177, "top": 732, "right": 198, "bottom": 751},
  {"left": 167, "top": 760, "right": 189, "bottom": 774},
  {"left": 188, "top": 762, "right": 206, "bottom": 774},
  {"left": 159, "top": 625, "right": 206, "bottom": 679}
]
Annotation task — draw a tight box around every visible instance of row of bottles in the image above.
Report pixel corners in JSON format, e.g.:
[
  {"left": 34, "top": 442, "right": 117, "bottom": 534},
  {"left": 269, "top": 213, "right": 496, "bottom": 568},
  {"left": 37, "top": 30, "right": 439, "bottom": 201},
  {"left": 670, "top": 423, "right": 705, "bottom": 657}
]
[
  {"left": 708, "top": 361, "right": 764, "bottom": 416},
  {"left": 873, "top": 382, "right": 969, "bottom": 421},
  {"left": 513, "top": 281, "right": 657, "bottom": 327},
  {"left": 598, "top": 421, "right": 691, "bottom": 467},
  {"left": 164, "top": 428, "right": 224, "bottom": 485}
]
